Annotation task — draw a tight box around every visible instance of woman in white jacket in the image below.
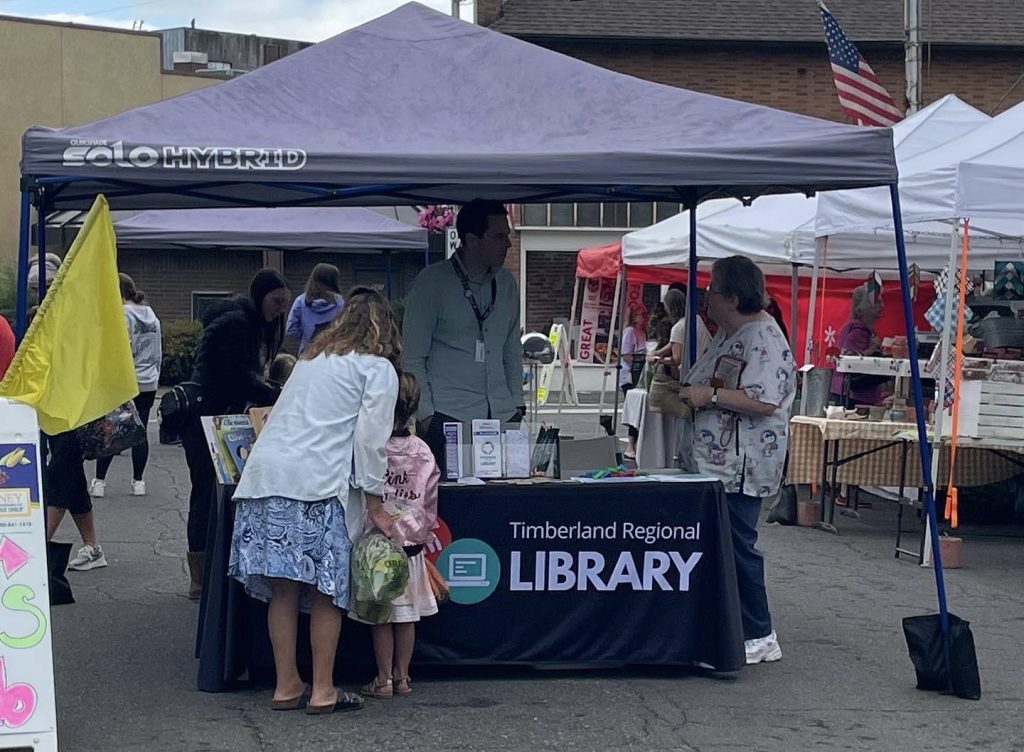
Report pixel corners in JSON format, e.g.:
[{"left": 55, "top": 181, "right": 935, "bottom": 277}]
[
  {"left": 229, "top": 287, "right": 399, "bottom": 715},
  {"left": 90, "top": 274, "right": 162, "bottom": 498}
]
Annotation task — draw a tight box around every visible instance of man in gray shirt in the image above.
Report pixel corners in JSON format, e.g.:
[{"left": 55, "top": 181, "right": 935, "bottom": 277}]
[{"left": 403, "top": 200, "right": 523, "bottom": 471}]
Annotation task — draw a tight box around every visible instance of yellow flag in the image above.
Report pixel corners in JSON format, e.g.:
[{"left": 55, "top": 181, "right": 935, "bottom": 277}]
[{"left": 0, "top": 195, "right": 137, "bottom": 434}]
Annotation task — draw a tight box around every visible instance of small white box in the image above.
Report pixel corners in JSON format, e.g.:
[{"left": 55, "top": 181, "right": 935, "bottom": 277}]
[{"left": 472, "top": 419, "right": 502, "bottom": 478}]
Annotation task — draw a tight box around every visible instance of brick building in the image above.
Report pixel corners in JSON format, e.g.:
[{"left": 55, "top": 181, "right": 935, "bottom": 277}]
[{"left": 476, "top": 0, "right": 1024, "bottom": 333}]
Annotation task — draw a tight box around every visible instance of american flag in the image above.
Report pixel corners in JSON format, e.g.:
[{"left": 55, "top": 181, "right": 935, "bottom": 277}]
[{"left": 819, "top": 4, "right": 903, "bottom": 127}]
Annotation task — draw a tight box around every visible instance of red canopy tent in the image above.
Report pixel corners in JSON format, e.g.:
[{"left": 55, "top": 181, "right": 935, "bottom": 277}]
[
  {"left": 573, "top": 242, "right": 936, "bottom": 368},
  {"left": 575, "top": 242, "right": 690, "bottom": 285}
]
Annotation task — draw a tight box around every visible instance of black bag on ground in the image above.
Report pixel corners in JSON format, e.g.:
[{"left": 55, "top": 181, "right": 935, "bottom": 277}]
[
  {"left": 47, "top": 541, "right": 75, "bottom": 606},
  {"left": 158, "top": 381, "right": 205, "bottom": 436},
  {"left": 766, "top": 485, "right": 798, "bottom": 525},
  {"left": 902, "top": 613, "right": 981, "bottom": 700}
]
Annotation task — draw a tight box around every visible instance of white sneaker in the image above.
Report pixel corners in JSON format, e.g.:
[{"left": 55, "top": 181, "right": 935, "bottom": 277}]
[
  {"left": 68, "top": 543, "right": 108, "bottom": 571},
  {"left": 745, "top": 631, "right": 782, "bottom": 665},
  {"left": 88, "top": 479, "right": 106, "bottom": 498},
  {"left": 131, "top": 479, "right": 147, "bottom": 496}
]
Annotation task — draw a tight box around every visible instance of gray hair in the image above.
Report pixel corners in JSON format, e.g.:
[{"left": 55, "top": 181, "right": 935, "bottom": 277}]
[
  {"left": 711, "top": 256, "right": 767, "bottom": 315},
  {"left": 851, "top": 284, "right": 875, "bottom": 319},
  {"left": 663, "top": 288, "right": 686, "bottom": 322}
]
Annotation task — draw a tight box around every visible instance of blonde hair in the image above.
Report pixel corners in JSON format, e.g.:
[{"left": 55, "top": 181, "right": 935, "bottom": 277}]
[{"left": 301, "top": 287, "right": 401, "bottom": 369}]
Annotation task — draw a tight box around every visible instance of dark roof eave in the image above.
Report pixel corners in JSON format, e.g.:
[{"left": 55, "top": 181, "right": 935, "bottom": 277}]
[{"left": 498, "top": 29, "right": 1024, "bottom": 52}]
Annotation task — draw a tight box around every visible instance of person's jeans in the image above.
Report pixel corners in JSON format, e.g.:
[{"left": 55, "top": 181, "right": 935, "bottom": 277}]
[
  {"left": 725, "top": 492, "right": 773, "bottom": 641},
  {"left": 181, "top": 416, "right": 216, "bottom": 553}
]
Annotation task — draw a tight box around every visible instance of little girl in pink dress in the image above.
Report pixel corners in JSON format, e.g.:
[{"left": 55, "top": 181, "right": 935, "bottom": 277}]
[{"left": 358, "top": 373, "right": 439, "bottom": 699}]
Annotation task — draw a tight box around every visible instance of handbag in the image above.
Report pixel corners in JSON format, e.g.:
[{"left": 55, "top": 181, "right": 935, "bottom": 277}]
[
  {"left": 648, "top": 364, "right": 687, "bottom": 417},
  {"left": 74, "top": 400, "right": 146, "bottom": 460},
  {"left": 158, "top": 381, "right": 205, "bottom": 434}
]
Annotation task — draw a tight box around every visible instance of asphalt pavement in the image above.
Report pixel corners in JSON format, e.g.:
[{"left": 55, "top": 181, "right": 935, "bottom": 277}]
[{"left": 46, "top": 418, "right": 1024, "bottom": 752}]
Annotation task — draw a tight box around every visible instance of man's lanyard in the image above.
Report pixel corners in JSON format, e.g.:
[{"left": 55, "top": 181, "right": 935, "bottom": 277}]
[{"left": 451, "top": 256, "right": 497, "bottom": 338}]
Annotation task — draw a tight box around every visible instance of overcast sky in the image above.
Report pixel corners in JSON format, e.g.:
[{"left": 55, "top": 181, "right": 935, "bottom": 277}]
[{"left": 0, "top": 0, "right": 471, "bottom": 41}]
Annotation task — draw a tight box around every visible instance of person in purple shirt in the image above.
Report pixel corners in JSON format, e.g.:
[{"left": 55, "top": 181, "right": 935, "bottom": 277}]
[
  {"left": 830, "top": 284, "right": 889, "bottom": 407},
  {"left": 287, "top": 263, "right": 346, "bottom": 354}
]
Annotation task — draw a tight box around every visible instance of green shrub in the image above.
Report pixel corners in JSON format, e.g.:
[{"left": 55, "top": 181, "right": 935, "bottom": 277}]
[{"left": 161, "top": 319, "right": 203, "bottom": 386}]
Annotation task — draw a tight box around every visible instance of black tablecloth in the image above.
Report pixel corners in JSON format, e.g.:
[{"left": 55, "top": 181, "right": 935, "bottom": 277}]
[{"left": 196, "top": 479, "right": 744, "bottom": 692}]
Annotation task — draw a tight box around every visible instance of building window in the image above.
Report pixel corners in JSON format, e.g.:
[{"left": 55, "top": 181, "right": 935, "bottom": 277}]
[
  {"left": 192, "top": 291, "right": 232, "bottom": 321},
  {"left": 518, "top": 202, "right": 678, "bottom": 229},
  {"left": 549, "top": 203, "right": 575, "bottom": 227},
  {"left": 601, "top": 203, "right": 628, "bottom": 228},
  {"left": 522, "top": 204, "right": 548, "bottom": 226},
  {"left": 629, "top": 202, "right": 654, "bottom": 228},
  {"left": 656, "top": 202, "right": 682, "bottom": 222},
  {"left": 576, "top": 203, "right": 601, "bottom": 227},
  {"left": 262, "top": 44, "right": 281, "bottom": 65}
]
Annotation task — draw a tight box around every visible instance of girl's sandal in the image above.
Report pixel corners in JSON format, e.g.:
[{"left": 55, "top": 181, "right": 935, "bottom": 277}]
[
  {"left": 360, "top": 677, "right": 393, "bottom": 699},
  {"left": 393, "top": 676, "right": 412, "bottom": 697}
]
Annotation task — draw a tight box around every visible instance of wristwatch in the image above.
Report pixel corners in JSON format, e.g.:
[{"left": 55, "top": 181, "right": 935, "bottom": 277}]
[{"left": 710, "top": 387, "right": 720, "bottom": 406}]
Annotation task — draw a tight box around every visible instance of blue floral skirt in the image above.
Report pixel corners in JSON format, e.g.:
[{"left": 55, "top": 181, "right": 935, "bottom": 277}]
[{"left": 228, "top": 495, "right": 352, "bottom": 611}]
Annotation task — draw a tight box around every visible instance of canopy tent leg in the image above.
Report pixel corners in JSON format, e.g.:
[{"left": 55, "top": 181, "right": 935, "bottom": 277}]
[
  {"left": 556, "top": 276, "right": 582, "bottom": 420},
  {"left": 384, "top": 250, "right": 393, "bottom": 299},
  {"left": 889, "top": 184, "right": 951, "bottom": 641},
  {"left": 805, "top": 238, "right": 823, "bottom": 366},
  {"left": 14, "top": 190, "right": 32, "bottom": 339},
  {"left": 36, "top": 189, "right": 48, "bottom": 302},
  {"left": 687, "top": 203, "right": 699, "bottom": 369},
  {"left": 595, "top": 269, "right": 623, "bottom": 435},
  {"left": 609, "top": 271, "right": 629, "bottom": 435},
  {"left": 789, "top": 263, "right": 799, "bottom": 356}
]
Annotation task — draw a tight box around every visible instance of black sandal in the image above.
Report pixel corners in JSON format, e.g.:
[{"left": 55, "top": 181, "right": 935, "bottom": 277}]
[{"left": 305, "top": 691, "right": 365, "bottom": 715}]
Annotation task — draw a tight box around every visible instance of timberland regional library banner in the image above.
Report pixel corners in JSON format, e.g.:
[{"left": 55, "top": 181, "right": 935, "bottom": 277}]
[{"left": 417, "top": 480, "right": 746, "bottom": 671}]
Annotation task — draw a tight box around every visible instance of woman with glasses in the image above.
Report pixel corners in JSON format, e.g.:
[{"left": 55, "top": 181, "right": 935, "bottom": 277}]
[{"left": 678, "top": 256, "right": 796, "bottom": 667}]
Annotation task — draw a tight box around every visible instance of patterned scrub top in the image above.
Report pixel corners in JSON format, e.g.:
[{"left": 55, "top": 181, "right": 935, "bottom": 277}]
[{"left": 682, "top": 314, "right": 796, "bottom": 498}]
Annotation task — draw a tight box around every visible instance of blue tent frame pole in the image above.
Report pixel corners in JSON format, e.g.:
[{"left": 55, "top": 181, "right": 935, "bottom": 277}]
[
  {"left": 14, "top": 190, "right": 32, "bottom": 339},
  {"left": 36, "top": 189, "right": 48, "bottom": 302},
  {"left": 384, "top": 250, "right": 393, "bottom": 299},
  {"left": 889, "top": 184, "right": 951, "bottom": 639},
  {"left": 688, "top": 203, "right": 698, "bottom": 368}
]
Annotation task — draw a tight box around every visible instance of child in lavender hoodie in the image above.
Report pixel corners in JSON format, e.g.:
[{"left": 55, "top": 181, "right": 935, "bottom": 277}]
[
  {"left": 286, "top": 263, "right": 345, "bottom": 353},
  {"left": 357, "top": 372, "right": 439, "bottom": 700}
]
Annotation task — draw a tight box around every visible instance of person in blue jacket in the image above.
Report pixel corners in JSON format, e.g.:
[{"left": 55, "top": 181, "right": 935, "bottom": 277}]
[{"left": 287, "top": 263, "right": 346, "bottom": 353}]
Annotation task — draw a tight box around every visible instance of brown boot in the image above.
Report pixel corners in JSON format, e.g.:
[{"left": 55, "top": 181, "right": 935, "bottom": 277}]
[{"left": 187, "top": 551, "right": 205, "bottom": 601}]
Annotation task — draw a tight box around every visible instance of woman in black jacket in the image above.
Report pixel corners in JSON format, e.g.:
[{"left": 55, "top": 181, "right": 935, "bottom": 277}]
[{"left": 182, "top": 269, "right": 291, "bottom": 599}]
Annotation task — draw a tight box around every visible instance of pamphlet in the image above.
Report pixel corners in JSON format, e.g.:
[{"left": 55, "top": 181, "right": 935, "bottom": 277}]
[
  {"left": 471, "top": 419, "right": 502, "bottom": 478},
  {"left": 200, "top": 414, "right": 256, "bottom": 486},
  {"left": 443, "top": 422, "right": 464, "bottom": 480},
  {"left": 503, "top": 428, "right": 531, "bottom": 478}
]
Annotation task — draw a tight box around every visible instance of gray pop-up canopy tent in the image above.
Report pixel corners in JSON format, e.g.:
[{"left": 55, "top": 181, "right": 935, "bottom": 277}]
[
  {"left": 112, "top": 207, "right": 430, "bottom": 298},
  {"left": 113, "top": 207, "right": 427, "bottom": 252},
  {"left": 15, "top": 2, "right": 957, "bottom": 673}
]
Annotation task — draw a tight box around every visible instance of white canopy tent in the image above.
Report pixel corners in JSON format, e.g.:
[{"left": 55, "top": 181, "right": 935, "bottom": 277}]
[
  {"left": 816, "top": 99, "right": 1024, "bottom": 241},
  {"left": 620, "top": 96, "right": 1000, "bottom": 273},
  {"left": 957, "top": 128, "right": 1024, "bottom": 221}
]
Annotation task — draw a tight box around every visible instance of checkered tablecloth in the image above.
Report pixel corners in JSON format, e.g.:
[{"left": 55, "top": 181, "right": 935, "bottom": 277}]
[{"left": 787, "top": 418, "right": 1024, "bottom": 488}]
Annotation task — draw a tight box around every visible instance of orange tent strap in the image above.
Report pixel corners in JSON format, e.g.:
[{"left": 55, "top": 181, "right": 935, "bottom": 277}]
[{"left": 945, "top": 222, "right": 970, "bottom": 529}]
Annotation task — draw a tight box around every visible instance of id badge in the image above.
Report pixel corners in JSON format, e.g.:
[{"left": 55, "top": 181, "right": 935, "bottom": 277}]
[{"left": 475, "top": 339, "right": 486, "bottom": 364}]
